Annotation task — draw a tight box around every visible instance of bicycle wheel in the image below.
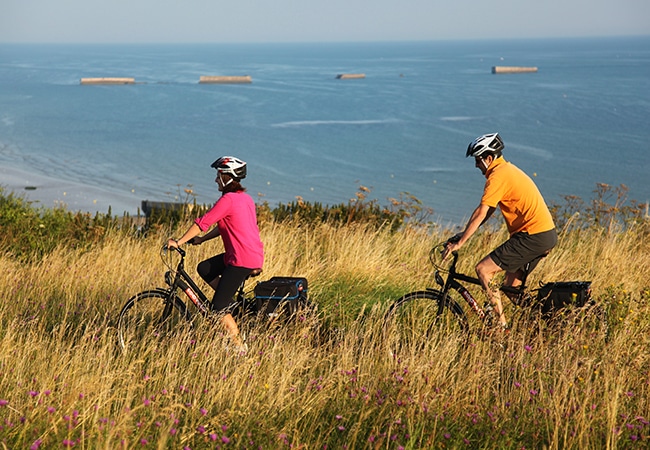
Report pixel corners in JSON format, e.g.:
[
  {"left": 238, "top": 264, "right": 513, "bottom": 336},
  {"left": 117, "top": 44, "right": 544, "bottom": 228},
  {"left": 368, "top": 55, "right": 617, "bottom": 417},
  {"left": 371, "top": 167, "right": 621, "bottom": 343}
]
[
  {"left": 117, "top": 289, "right": 189, "bottom": 350},
  {"left": 385, "top": 290, "right": 469, "bottom": 343},
  {"left": 576, "top": 301, "right": 609, "bottom": 342}
]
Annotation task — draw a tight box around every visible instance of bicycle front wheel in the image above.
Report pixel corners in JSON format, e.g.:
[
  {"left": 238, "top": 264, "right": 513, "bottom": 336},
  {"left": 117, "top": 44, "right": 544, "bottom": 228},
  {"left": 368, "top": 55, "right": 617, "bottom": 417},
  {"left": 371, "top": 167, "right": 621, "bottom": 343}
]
[
  {"left": 385, "top": 290, "right": 469, "bottom": 343},
  {"left": 117, "top": 290, "right": 189, "bottom": 350}
]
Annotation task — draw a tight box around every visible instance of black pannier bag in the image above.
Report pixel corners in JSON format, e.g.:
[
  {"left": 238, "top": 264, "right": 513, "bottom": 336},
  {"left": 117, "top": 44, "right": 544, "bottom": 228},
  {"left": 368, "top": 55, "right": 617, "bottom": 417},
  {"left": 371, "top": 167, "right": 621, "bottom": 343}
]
[
  {"left": 535, "top": 281, "right": 592, "bottom": 316},
  {"left": 254, "top": 277, "right": 308, "bottom": 318}
]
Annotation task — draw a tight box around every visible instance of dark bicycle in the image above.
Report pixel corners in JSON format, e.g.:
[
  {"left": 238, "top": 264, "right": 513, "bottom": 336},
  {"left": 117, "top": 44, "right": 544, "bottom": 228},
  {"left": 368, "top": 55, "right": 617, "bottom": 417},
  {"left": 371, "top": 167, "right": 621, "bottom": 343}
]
[
  {"left": 117, "top": 245, "right": 310, "bottom": 350},
  {"left": 385, "top": 241, "right": 605, "bottom": 340}
]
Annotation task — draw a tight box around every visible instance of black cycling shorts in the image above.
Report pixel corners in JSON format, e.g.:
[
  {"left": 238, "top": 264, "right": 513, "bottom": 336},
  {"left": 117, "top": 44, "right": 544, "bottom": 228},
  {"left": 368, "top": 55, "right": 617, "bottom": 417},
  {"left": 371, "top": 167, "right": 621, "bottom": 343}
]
[
  {"left": 490, "top": 229, "right": 558, "bottom": 274},
  {"left": 196, "top": 253, "right": 254, "bottom": 313}
]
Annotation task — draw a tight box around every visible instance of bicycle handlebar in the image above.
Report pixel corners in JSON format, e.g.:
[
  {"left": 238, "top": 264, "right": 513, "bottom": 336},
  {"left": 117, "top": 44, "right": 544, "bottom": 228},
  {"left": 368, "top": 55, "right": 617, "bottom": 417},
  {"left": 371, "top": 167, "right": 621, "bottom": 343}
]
[
  {"left": 429, "top": 242, "right": 459, "bottom": 271},
  {"left": 162, "top": 244, "right": 186, "bottom": 258}
]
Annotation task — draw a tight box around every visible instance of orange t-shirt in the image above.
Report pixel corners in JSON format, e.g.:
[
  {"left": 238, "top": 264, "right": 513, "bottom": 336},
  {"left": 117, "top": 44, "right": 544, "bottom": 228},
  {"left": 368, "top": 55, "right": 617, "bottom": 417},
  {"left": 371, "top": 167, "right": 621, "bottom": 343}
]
[{"left": 481, "top": 158, "right": 555, "bottom": 235}]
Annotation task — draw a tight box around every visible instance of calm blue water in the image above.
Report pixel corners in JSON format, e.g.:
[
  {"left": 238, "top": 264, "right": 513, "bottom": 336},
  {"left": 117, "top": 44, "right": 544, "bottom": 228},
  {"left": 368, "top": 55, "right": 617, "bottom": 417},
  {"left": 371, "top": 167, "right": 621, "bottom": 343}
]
[{"left": 1, "top": 37, "right": 649, "bottom": 224}]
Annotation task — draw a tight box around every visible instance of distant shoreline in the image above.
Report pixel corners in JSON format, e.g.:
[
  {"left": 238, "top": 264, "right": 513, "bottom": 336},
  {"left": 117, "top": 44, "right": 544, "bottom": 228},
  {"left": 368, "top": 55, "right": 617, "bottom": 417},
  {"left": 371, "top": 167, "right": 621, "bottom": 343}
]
[{"left": 0, "top": 165, "right": 142, "bottom": 216}]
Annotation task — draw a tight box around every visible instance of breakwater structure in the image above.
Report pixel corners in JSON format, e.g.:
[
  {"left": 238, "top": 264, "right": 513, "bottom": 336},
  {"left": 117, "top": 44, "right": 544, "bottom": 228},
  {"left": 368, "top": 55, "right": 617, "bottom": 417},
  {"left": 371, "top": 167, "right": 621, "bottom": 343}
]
[
  {"left": 141, "top": 200, "right": 195, "bottom": 218},
  {"left": 491, "top": 66, "right": 538, "bottom": 74},
  {"left": 199, "top": 75, "right": 252, "bottom": 84},
  {"left": 80, "top": 77, "right": 136, "bottom": 85},
  {"left": 336, "top": 73, "right": 366, "bottom": 79}
]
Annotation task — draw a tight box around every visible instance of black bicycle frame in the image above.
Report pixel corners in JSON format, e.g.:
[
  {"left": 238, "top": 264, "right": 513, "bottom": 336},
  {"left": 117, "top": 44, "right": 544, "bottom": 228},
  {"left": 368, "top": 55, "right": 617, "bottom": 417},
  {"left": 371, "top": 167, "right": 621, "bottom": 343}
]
[
  {"left": 163, "top": 246, "right": 256, "bottom": 319},
  {"left": 172, "top": 266, "right": 211, "bottom": 315},
  {"left": 163, "top": 247, "right": 212, "bottom": 317},
  {"left": 435, "top": 250, "right": 530, "bottom": 321},
  {"left": 440, "top": 267, "right": 487, "bottom": 320}
]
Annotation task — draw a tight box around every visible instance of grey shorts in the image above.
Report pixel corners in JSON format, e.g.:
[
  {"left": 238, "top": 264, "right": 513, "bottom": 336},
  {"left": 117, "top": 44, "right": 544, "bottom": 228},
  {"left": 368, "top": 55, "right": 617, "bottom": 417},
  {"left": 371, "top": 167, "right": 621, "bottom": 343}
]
[{"left": 490, "top": 229, "right": 558, "bottom": 274}]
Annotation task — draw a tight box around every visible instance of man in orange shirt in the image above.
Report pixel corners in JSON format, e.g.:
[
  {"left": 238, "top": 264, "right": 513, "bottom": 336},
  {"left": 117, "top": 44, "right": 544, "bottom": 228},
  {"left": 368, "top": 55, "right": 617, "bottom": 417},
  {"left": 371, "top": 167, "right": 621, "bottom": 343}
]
[{"left": 443, "top": 133, "right": 557, "bottom": 330}]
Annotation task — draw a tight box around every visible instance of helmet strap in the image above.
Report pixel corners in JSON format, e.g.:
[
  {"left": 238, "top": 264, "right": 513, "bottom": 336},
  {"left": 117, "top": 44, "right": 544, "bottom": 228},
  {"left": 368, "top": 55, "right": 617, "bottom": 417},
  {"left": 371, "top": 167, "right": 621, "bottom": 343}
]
[{"left": 218, "top": 172, "right": 233, "bottom": 187}]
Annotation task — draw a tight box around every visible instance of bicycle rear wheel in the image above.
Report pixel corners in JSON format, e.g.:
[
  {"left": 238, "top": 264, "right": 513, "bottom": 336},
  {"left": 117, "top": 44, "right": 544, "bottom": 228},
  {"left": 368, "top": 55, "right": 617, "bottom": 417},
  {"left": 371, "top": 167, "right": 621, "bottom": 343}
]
[
  {"left": 385, "top": 290, "right": 469, "bottom": 343},
  {"left": 117, "top": 290, "right": 189, "bottom": 350},
  {"left": 544, "top": 300, "right": 610, "bottom": 341}
]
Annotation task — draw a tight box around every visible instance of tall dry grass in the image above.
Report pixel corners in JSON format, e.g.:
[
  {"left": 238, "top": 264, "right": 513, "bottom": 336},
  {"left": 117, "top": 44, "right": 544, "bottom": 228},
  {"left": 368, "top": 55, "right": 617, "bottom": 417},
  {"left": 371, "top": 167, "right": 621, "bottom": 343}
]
[{"left": 0, "top": 219, "right": 649, "bottom": 449}]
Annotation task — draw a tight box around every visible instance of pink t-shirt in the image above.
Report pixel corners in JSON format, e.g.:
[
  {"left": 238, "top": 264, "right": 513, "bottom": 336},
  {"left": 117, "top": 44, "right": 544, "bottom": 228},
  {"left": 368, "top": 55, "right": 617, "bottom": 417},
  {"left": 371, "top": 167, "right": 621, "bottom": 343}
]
[{"left": 194, "top": 191, "right": 264, "bottom": 269}]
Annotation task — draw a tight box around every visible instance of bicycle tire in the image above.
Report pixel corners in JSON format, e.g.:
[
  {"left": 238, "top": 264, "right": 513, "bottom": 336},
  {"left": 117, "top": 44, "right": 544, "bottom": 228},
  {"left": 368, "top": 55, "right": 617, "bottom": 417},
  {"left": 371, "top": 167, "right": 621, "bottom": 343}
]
[
  {"left": 385, "top": 290, "right": 469, "bottom": 341},
  {"left": 545, "top": 300, "right": 610, "bottom": 340},
  {"left": 117, "top": 289, "right": 189, "bottom": 350}
]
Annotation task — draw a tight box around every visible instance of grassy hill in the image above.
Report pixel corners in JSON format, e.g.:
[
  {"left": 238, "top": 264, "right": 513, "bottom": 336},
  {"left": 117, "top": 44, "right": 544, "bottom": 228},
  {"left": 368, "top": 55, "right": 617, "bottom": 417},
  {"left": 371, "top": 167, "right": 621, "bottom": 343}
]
[{"left": 0, "top": 185, "right": 648, "bottom": 448}]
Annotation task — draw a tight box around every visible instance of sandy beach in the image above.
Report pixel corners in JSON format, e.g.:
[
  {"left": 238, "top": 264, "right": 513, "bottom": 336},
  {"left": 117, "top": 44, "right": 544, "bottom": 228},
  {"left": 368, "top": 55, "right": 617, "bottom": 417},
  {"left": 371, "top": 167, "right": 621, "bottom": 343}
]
[{"left": 1, "top": 165, "right": 143, "bottom": 216}]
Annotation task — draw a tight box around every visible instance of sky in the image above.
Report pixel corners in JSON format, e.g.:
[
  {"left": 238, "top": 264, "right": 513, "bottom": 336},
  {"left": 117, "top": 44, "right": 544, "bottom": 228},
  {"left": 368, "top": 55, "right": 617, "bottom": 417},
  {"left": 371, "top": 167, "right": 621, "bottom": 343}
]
[{"left": 1, "top": 0, "right": 649, "bottom": 43}]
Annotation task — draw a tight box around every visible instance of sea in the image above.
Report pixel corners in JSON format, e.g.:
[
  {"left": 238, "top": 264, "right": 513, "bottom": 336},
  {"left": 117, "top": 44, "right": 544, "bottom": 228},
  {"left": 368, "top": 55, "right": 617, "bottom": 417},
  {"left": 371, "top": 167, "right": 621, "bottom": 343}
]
[{"left": 1, "top": 37, "right": 649, "bottom": 225}]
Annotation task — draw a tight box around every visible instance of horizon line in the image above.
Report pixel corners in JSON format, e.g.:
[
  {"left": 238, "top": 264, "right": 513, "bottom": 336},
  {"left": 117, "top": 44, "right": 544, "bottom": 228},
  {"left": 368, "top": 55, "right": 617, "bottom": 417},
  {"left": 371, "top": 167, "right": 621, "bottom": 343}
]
[{"left": 1, "top": 33, "right": 649, "bottom": 46}]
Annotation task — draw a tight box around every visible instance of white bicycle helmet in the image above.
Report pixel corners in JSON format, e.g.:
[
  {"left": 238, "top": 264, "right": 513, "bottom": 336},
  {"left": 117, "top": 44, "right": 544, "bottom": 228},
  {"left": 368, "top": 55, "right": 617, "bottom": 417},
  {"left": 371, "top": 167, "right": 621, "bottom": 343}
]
[
  {"left": 466, "top": 133, "right": 504, "bottom": 158},
  {"left": 211, "top": 156, "right": 247, "bottom": 180}
]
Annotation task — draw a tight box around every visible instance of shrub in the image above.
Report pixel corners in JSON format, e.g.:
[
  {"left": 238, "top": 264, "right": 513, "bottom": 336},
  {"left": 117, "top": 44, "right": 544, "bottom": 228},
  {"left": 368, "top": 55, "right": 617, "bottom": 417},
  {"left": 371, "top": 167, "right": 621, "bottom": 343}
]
[{"left": 0, "top": 188, "right": 130, "bottom": 261}]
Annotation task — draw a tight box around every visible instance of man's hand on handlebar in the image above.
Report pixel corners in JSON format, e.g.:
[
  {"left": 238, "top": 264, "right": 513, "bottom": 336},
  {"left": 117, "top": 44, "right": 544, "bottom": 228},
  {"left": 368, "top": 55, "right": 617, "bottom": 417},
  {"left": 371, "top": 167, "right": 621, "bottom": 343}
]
[{"left": 441, "top": 233, "right": 463, "bottom": 260}]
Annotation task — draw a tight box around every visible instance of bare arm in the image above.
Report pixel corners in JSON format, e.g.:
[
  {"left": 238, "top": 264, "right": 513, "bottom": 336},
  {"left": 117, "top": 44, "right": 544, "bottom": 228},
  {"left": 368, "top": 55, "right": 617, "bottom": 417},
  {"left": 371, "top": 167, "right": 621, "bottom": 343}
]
[
  {"left": 167, "top": 223, "right": 204, "bottom": 248},
  {"left": 192, "top": 226, "right": 221, "bottom": 244},
  {"left": 443, "top": 203, "right": 495, "bottom": 259}
]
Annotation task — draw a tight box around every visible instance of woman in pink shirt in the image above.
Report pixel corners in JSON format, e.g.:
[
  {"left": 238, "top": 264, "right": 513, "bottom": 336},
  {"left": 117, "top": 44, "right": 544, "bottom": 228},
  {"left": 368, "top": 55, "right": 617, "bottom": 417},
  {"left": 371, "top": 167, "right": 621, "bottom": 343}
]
[{"left": 167, "top": 156, "right": 264, "bottom": 352}]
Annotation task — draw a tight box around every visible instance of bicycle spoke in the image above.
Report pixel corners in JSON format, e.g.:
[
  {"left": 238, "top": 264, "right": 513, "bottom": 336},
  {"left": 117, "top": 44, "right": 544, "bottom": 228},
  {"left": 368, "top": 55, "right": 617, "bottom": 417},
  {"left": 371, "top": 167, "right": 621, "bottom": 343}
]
[
  {"left": 118, "top": 291, "right": 188, "bottom": 350},
  {"left": 386, "top": 290, "right": 468, "bottom": 347}
]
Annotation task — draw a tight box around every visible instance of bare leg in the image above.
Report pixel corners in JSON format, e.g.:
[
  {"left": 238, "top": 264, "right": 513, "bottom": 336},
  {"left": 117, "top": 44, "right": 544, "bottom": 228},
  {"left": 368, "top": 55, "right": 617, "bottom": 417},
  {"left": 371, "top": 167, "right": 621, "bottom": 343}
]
[
  {"left": 207, "top": 278, "right": 238, "bottom": 341},
  {"left": 503, "top": 270, "right": 524, "bottom": 303},
  {"left": 476, "top": 255, "right": 507, "bottom": 327},
  {"left": 220, "top": 313, "right": 245, "bottom": 347}
]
